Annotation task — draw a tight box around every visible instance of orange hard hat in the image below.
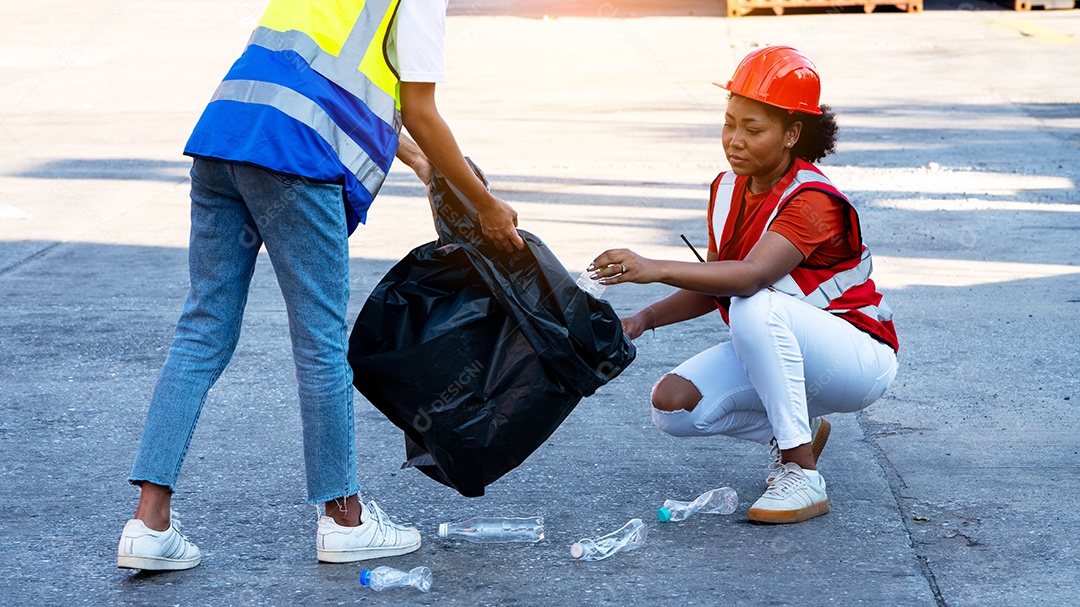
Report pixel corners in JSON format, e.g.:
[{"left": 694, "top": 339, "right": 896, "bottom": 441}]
[{"left": 716, "top": 46, "right": 822, "bottom": 115}]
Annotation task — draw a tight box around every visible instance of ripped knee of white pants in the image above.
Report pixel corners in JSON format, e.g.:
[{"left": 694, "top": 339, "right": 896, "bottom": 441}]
[{"left": 652, "top": 406, "right": 702, "bottom": 437}]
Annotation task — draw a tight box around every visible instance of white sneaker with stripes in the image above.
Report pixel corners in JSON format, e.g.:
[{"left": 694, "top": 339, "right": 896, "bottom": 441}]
[
  {"left": 117, "top": 513, "right": 201, "bottom": 571},
  {"left": 748, "top": 462, "right": 829, "bottom": 524},
  {"left": 316, "top": 500, "right": 421, "bottom": 563}
]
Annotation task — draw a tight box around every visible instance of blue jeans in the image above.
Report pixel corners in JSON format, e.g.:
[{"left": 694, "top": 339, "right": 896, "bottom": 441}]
[{"left": 130, "top": 158, "right": 360, "bottom": 504}]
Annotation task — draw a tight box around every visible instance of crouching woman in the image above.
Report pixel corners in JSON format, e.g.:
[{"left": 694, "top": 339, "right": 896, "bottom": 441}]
[{"left": 591, "top": 46, "right": 898, "bottom": 524}]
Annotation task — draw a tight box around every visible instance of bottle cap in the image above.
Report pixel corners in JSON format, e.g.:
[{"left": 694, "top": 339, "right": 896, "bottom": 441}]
[
  {"left": 657, "top": 507, "right": 672, "bottom": 523},
  {"left": 570, "top": 542, "right": 584, "bottom": 559},
  {"left": 438, "top": 523, "right": 449, "bottom": 538},
  {"left": 359, "top": 569, "right": 373, "bottom": 587}
]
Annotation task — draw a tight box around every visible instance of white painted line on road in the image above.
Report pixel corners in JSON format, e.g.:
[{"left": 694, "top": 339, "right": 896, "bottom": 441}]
[
  {"left": 511, "top": 201, "right": 701, "bottom": 220},
  {"left": 497, "top": 182, "right": 705, "bottom": 200},
  {"left": 827, "top": 166, "right": 1075, "bottom": 196},
  {"left": 0, "top": 203, "right": 32, "bottom": 220},
  {"left": 875, "top": 256, "right": 1080, "bottom": 289},
  {"left": 871, "top": 198, "right": 1080, "bottom": 213}
]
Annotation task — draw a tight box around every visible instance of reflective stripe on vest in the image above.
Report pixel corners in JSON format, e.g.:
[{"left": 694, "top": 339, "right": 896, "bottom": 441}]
[
  {"left": 256, "top": 0, "right": 400, "bottom": 107},
  {"left": 763, "top": 169, "right": 837, "bottom": 228},
  {"left": 710, "top": 172, "right": 738, "bottom": 247},
  {"left": 243, "top": 0, "right": 401, "bottom": 195},
  {"left": 832, "top": 301, "right": 894, "bottom": 323},
  {"left": 770, "top": 246, "right": 874, "bottom": 309},
  {"left": 758, "top": 168, "right": 877, "bottom": 310},
  {"left": 708, "top": 160, "right": 898, "bottom": 350},
  {"left": 247, "top": 26, "right": 400, "bottom": 129},
  {"left": 211, "top": 79, "right": 387, "bottom": 193}
]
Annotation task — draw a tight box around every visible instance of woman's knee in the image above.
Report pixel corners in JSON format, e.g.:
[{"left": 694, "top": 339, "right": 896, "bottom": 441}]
[
  {"left": 652, "top": 406, "right": 701, "bottom": 437},
  {"left": 651, "top": 374, "right": 703, "bottom": 413},
  {"left": 651, "top": 375, "right": 706, "bottom": 438}
]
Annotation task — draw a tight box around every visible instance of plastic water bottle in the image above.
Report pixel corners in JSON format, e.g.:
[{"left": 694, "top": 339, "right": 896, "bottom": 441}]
[
  {"left": 575, "top": 269, "right": 607, "bottom": 298},
  {"left": 657, "top": 487, "right": 739, "bottom": 522},
  {"left": 570, "top": 518, "right": 647, "bottom": 561},
  {"left": 359, "top": 566, "right": 432, "bottom": 592},
  {"left": 437, "top": 516, "right": 545, "bottom": 543}
]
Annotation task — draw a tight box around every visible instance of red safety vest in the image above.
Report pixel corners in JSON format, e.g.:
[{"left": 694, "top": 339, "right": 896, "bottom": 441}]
[{"left": 707, "top": 159, "right": 899, "bottom": 351}]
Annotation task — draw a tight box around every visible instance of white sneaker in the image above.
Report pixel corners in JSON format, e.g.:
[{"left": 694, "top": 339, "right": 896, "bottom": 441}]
[
  {"left": 117, "top": 514, "right": 201, "bottom": 571},
  {"left": 316, "top": 500, "right": 421, "bottom": 563},
  {"left": 748, "top": 462, "right": 829, "bottom": 524}
]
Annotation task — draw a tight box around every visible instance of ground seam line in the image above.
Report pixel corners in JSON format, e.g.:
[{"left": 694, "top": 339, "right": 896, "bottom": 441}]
[
  {"left": 857, "top": 410, "right": 949, "bottom": 607},
  {"left": 0, "top": 241, "right": 63, "bottom": 278}
]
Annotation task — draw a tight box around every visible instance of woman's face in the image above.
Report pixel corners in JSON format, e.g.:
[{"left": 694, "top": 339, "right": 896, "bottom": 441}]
[{"left": 722, "top": 96, "right": 799, "bottom": 181}]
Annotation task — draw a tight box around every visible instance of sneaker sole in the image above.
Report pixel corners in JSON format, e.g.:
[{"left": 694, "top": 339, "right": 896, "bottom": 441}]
[
  {"left": 117, "top": 554, "right": 201, "bottom": 571},
  {"left": 811, "top": 417, "right": 831, "bottom": 463},
  {"left": 747, "top": 498, "right": 829, "bottom": 524},
  {"left": 316, "top": 538, "right": 422, "bottom": 564}
]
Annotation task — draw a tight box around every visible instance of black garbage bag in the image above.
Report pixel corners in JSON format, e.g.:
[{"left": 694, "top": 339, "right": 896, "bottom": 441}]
[{"left": 348, "top": 161, "right": 635, "bottom": 497}]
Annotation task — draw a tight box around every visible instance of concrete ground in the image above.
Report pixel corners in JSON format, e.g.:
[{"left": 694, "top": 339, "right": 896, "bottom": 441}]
[{"left": 1, "top": 1, "right": 1078, "bottom": 605}]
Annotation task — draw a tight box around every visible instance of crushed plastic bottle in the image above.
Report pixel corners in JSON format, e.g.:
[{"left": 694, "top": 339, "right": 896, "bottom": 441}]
[
  {"left": 657, "top": 487, "right": 738, "bottom": 522},
  {"left": 570, "top": 518, "right": 647, "bottom": 561},
  {"left": 359, "top": 566, "right": 432, "bottom": 592},
  {"left": 575, "top": 269, "right": 607, "bottom": 298},
  {"left": 437, "top": 516, "right": 545, "bottom": 543}
]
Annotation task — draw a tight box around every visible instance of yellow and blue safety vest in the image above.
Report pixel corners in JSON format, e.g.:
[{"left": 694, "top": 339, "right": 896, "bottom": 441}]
[{"left": 185, "top": 0, "right": 403, "bottom": 233}]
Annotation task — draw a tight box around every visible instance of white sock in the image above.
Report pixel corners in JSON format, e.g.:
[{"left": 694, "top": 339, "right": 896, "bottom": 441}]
[{"left": 803, "top": 469, "right": 821, "bottom": 485}]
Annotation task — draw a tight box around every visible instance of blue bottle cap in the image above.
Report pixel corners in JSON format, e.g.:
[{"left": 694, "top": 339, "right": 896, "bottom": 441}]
[
  {"left": 657, "top": 507, "right": 672, "bottom": 523},
  {"left": 359, "top": 569, "right": 373, "bottom": 587}
]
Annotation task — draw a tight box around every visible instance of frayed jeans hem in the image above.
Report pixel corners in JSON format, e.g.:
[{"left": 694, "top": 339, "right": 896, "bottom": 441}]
[
  {"left": 128, "top": 476, "right": 176, "bottom": 493},
  {"left": 307, "top": 483, "right": 363, "bottom": 506}
]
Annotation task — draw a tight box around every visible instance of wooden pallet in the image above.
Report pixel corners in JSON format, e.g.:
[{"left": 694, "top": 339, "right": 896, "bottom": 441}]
[
  {"left": 1008, "top": 0, "right": 1074, "bottom": 10},
  {"left": 721, "top": 0, "right": 922, "bottom": 16}
]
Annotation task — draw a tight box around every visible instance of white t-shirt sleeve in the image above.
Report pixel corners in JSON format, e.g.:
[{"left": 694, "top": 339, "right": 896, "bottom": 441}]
[{"left": 389, "top": 0, "right": 448, "bottom": 83}]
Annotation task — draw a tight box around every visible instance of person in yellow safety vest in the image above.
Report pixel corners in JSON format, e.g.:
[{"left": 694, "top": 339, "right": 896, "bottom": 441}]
[
  {"left": 590, "top": 46, "right": 899, "bottom": 525},
  {"left": 117, "top": 0, "right": 526, "bottom": 572}
]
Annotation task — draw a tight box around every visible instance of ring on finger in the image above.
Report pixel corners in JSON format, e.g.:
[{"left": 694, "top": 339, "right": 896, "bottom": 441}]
[{"left": 620, "top": 264, "right": 627, "bottom": 274}]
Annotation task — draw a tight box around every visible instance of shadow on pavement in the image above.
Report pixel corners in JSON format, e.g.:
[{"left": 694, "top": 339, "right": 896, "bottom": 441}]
[{"left": 9, "top": 158, "right": 190, "bottom": 183}]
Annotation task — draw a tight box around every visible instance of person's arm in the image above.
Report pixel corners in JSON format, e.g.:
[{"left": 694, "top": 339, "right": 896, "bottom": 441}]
[
  {"left": 591, "top": 232, "right": 805, "bottom": 296},
  {"left": 395, "top": 131, "right": 434, "bottom": 185},
  {"left": 400, "top": 81, "right": 525, "bottom": 252},
  {"left": 621, "top": 289, "right": 718, "bottom": 340},
  {"left": 618, "top": 249, "right": 724, "bottom": 339}
]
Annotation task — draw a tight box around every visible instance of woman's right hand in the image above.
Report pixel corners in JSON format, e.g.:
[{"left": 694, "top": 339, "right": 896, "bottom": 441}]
[{"left": 621, "top": 310, "right": 651, "bottom": 340}]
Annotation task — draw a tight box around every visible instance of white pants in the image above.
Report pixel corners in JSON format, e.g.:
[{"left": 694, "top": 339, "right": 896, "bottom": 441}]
[{"left": 652, "top": 290, "right": 898, "bottom": 450}]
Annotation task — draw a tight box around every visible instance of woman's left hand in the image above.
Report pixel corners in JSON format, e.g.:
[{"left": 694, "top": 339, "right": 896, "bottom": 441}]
[{"left": 590, "top": 249, "right": 659, "bottom": 285}]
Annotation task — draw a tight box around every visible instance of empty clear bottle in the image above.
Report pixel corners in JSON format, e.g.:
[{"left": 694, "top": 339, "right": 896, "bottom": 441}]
[
  {"left": 657, "top": 487, "right": 738, "bottom": 522},
  {"left": 575, "top": 269, "right": 607, "bottom": 298},
  {"left": 437, "top": 516, "right": 545, "bottom": 543},
  {"left": 359, "top": 566, "right": 432, "bottom": 592},
  {"left": 570, "top": 518, "right": 647, "bottom": 561}
]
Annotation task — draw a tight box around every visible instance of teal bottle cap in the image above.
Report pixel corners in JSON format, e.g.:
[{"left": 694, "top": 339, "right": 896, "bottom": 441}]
[{"left": 657, "top": 507, "right": 672, "bottom": 523}]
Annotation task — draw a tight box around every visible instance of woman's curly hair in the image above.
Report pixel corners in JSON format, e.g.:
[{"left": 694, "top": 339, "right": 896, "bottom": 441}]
[{"left": 773, "top": 104, "right": 839, "bottom": 163}]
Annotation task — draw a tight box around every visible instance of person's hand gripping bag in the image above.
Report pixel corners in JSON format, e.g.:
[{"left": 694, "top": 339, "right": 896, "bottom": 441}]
[{"left": 348, "top": 160, "right": 635, "bottom": 497}]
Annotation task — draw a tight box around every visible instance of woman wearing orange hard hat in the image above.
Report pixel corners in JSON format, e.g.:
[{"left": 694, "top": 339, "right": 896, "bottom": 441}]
[{"left": 591, "top": 46, "right": 899, "bottom": 524}]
